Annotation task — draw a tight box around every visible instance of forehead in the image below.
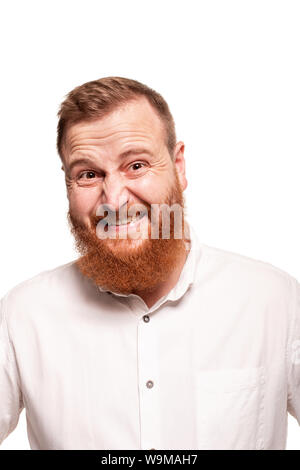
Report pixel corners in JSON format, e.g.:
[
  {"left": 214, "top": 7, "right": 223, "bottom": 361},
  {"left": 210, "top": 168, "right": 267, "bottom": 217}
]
[{"left": 64, "top": 97, "right": 166, "bottom": 154}]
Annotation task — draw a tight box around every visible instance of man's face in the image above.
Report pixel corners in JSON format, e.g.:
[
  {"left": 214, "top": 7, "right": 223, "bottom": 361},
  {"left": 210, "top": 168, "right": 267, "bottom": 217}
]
[{"left": 62, "top": 97, "right": 188, "bottom": 293}]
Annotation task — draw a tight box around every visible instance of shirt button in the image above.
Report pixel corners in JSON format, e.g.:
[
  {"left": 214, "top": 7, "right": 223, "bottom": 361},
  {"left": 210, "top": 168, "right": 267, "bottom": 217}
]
[
  {"left": 143, "top": 315, "right": 150, "bottom": 323},
  {"left": 146, "top": 380, "right": 154, "bottom": 389}
]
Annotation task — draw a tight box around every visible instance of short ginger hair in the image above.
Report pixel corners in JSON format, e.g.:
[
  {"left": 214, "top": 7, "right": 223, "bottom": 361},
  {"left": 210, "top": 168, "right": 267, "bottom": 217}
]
[{"left": 57, "top": 76, "right": 177, "bottom": 161}]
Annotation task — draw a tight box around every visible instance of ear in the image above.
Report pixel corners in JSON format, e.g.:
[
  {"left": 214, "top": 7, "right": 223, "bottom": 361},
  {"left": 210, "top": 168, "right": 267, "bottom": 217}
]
[{"left": 173, "top": 141, "right": 188, "bottom": 191}]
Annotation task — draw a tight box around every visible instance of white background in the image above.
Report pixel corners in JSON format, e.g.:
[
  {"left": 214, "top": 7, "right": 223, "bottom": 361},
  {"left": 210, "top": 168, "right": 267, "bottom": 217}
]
[{"left": 0, "top": 0, "right": 299, "bottom": 450}]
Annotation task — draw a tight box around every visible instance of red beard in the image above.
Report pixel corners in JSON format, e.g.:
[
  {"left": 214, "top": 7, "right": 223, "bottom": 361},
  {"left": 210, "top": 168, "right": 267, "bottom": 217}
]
[{"left": 68, "top": 169, "right": 189, "bottom": 295}]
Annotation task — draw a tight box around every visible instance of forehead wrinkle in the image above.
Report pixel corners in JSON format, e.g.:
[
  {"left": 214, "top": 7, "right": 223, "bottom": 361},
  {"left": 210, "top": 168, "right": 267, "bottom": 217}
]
[
  {"left": 67, "top": 130, "right": 157, "bottom": 156},
  {"left": 66, "top": 107, "right": 165, "bottom": 146}
]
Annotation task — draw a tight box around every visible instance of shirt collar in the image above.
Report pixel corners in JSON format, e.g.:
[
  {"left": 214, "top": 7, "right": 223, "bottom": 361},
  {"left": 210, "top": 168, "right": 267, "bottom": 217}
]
[{"left": 97, "top": 220, "right": 201, "bottom": 304}]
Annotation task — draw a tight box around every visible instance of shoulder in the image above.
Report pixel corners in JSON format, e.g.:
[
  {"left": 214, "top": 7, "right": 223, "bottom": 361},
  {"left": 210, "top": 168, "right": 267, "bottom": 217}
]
[
  {"left": 197, "top": 242, "right": 298, "bottom": 301},
  {"left": 2, "top": 260, "right": 77, "bottom": 301},
  {"left": 0, "top": 260, "right": 97, "bottom": 326}
]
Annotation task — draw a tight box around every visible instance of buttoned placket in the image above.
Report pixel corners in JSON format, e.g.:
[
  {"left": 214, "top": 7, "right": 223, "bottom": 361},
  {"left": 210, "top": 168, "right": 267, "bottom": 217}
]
[
  {"left": 137, "top": 308, "right": 161, "bottom": 450},
  {"left": 107, "top": 291, "right": 169, "bottom": 450},
  {"left": 129, "top": 258, "right": 196, "bottom": 450}
]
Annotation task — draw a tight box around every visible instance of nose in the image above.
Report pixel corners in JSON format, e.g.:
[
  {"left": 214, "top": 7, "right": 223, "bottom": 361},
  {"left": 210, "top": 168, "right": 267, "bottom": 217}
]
[{"left": 98, "top": 172, "right": 129, "bottom": 213}]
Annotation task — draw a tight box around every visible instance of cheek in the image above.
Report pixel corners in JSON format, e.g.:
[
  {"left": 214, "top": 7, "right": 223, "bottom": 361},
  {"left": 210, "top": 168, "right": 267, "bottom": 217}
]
[
  {"left": 68, "top": 188, "right": 99, "bottom": 216},
  {"left": 132, "top": 172, "right": 172, "bottom": 204}
]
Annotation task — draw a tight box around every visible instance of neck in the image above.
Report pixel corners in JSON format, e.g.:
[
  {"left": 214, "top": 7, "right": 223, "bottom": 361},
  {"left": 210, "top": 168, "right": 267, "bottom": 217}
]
[{"left": 132, "top": 241, "right": 190, "bottom": 309}]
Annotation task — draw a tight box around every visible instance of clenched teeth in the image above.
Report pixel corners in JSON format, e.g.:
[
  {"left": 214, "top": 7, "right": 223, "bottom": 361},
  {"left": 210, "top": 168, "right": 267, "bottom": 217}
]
[{"left": 108, "top": 213, "right": 146, "bottom": 226}]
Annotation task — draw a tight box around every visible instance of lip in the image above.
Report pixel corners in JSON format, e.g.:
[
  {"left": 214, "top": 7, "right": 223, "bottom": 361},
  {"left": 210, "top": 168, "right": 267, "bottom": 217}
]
[{"left": 103, "top": 214, "right": 148, "bottom": 234}]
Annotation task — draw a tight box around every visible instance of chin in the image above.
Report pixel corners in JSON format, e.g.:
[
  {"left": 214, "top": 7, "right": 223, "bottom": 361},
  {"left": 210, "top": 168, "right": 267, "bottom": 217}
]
[{"left": 104, "top": 236, "right": 146, "bottom": 252}]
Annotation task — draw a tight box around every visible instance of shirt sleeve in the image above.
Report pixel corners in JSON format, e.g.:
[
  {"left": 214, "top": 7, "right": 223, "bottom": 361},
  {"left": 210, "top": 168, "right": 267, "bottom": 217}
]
[
  {"left": 287, "top": 278, "right": 300, "bottom": 425},
  {"left": 0, "top": 295, "right": 24, "bottom": 445}
]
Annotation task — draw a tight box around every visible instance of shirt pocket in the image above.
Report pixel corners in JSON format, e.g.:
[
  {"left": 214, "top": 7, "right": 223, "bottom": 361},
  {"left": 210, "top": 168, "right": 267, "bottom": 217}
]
[{"left": 195, "top": 366, "right": 265, "bottom": 450}]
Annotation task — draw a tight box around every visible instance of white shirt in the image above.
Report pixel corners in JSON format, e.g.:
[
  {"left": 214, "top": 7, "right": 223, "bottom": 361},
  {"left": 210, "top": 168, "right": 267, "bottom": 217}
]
[{"left": 0, "top": 224, "right": 300, "bottom": 450}]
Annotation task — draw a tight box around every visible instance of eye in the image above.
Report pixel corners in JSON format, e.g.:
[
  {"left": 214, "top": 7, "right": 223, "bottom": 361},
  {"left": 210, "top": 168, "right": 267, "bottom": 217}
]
[
  {"left": 76, "top": 170, "right": 104, "bottom": 186},
  {"left": 129, "top": 162, "right": 146, "bottom": 171},
  {"left": 79, "top": 171, "right": 97, "bottom": 179}
]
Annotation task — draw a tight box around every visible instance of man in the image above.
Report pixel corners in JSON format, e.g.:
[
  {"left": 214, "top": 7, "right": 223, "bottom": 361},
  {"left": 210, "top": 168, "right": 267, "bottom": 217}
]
[{"left": 0, "top": 77, "right": 299, "bottom": 450}]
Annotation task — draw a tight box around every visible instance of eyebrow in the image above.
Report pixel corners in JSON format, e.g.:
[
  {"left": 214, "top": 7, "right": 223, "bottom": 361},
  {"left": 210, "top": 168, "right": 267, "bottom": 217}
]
[
  {"left": 68, "top": 157, "right": 97, "bottom": 174},
  {"left": 67, "top": 148, "right": 154, "bottom": 173},
  {"left": 119, "top": 148, "right": 154, "bottom": 159}
]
